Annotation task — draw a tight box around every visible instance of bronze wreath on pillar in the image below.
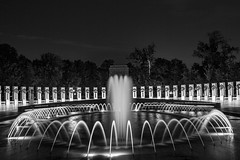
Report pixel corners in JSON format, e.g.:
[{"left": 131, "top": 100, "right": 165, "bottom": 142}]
[
  {"left": 37, "top": 89, "right": 42, "bottom": 94},
  {"left": 28, "top": 88, "right": 33, "bottom": 93},
  {"left": 21, "top": 88, "right": 26, "bottom": 93},
  {"left": 86, "top": 88, "right": 89, "bottom": 93},
  {"left": 236, "top": 84, "right": 240, "bottom": 89},
  {"left": 204, "top": 85, "right": 208, "bottom": 91},
  {"left": 5, "top": 88, "right": 10, "bottom": 93},
  {"left": 196, "top": 86, "right": 201, "bottom": 90},
  {"left": 220, "top": 84, "right": 225, "bottom": 90},
  {"left": 228, "top": 84, "right": 232, "bottom": 90},
  {"left": 173, "top": 87, "right": 177, "bottom": 91},
  {"left": 165, "top": 87, "right": 169, "bottom": 92},
  {"left": 212, "top": 85, "right": 216, "bottom": 90},
  {"left": 149, "top": 88, "right": 153, "bottom": 92},
  {"left": 189, "top": 86, "right": 193, "bottom": 91},
  {"left": 13, "top": 88, "right": 19, "bottom": 93}
]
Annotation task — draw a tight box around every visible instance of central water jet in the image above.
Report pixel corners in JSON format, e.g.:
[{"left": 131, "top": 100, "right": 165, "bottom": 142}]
[{"left": 108, "top": 75, "right": 133, "bottom": 140}]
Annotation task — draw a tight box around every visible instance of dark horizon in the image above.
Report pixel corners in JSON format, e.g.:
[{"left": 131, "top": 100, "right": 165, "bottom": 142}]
[{"left": 1, "top": 0, "right": 240, "bottom": 66}]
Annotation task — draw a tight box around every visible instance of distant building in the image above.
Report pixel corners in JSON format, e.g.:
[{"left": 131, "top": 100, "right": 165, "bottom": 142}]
[{"left": 109, "top": 65, "right": 129, "bottom": 77}]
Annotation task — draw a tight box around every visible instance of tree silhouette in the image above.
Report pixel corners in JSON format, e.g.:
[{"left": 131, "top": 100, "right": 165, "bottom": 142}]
[
  {"left": 128, "top": 44, "right": 156, "bottom": 85},
  {"left": 151, "top": 58, "right": 189, "bottom": 85},
  {"left": 72, "top": 60, "right": 85, "bottom": 86},
  {"left": 17, "top": 55, "right": 34, "bottom": 86},
  {"left": 62, "top": 60, "right": 76, "bottom": 86},
  {"left": 151, "top": 58, "right": 171, "bottom": 85},
  {"left": 0, "top": 44, "right": 20, "bottom": 85},
  {"left": 83, "top": 61, "right": 100, "bottom": 87},
  {"left": 1, "top": 34, "right": 240, "bottom": 88},
  {"left": 99, "top": 59, "right": 114, "bottom": 86},
  {"left": 193, "top": 31, "right": 239, "bottom": 82},
  {"left": 33, "top": 53, "right": 62, "bottom": 87},
  {"left": 169, "top": 59, "right": 189, "bottom": 85}
]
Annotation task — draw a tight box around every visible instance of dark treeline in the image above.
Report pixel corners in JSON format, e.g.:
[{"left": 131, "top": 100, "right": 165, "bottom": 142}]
[
  {"left": 0, "top": 31, "right": 239, "bottom": 87},
  {"left": 0, "top": 46, "right": 114, "bottom": 87}
]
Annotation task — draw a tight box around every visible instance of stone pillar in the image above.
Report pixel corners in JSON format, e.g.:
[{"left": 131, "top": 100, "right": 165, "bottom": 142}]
[
  {"left": 102, "top": 87, "right": 106, "bottom": 99},
  {"left": 173, "top": 85, "right": 178, "bottom": 99},
  {"left": 93, "top": 87, "right": 98, "bottom": 99},
  {"left": 85, "top": 87, "right": 90, "bottom": 100},
  {"left": 13, "top": 86, "right": 18, "bottom": 106},
  {"left": 211, "top": 83, "right": 217, "bottom": 102},
  {"left": 132, "top": 86, "right": 137, "bottom": 98},
  {"left": 149, "top": 86, "right": 153, "bottom": 98},
  {"left": 181, "top": 85, "right": 186, "bottom": 100},
  {"left": 227, "top": 82, "right": 233, "bottom": 101},
  {"left": 52, "top": 87, "right": 57, "bottom": 102},
  {"left": 0, "top": 86, "right": 2, "bottom": 106},
  {"left": 141, "top": 86, "right": 145, "bottom": 98},
  {"left": 196, "top": 84, "right": 202, "bottom": 101},
  {"left": 77, "top": 87, "right": 81, "bottom": 100},
  {"left": 204, "top": 83, "right": 209, "bottom": 101},
  {"left": 37, "top": 87, "right": 42, "bottom": 104},
  {"left": 44, "top": 87, "right": 49, "bottom": 103},
  {"left": 21, "top": 86, "right": 27, "bottom": 106},
  {"left": 5, "top": 86, "right": 10, "bottom": 106},
  {"left": 189, "top": 84, "right": 194, "bottom": 101},
  {"left": 157, "top": 86, "right": 161, "bottom": 99},
  {"left": 219, "top": 82, "right": 225, "bottom": 101},
  {"left": 61, "top": 87, "right": 65, "bottom": 102},
  {"left": 69, "top": 87, "right": 74, "bottom": 101},
  {"left": 165, "top": 85, "right": 170, "bottom": 99},
  {"left": 237, "top": 81, "right": 240, "bottom": 101},
  {"left": 28, "top": 87, "right": 34, "bottom": 105}
]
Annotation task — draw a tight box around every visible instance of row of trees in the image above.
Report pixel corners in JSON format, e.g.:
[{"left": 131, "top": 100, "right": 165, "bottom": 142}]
[
  {"left": 0, "top": 44, "right": 114, "bottom": 87},
  {"left": 0, "top": 31, "right": 239, "bottom": 87},
  {"left": 128, "top": 31, "right": 239, "bottom": 86}
]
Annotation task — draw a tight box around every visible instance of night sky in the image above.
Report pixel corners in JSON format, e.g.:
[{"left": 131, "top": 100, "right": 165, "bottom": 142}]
[{"left": 1, "top": 0, "right": 240, "bottom": 66}]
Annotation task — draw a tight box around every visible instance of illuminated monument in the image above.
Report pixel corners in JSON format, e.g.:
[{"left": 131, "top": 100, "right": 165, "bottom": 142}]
[{"left": 1, "top": 65, "right": 239, "bottom": 159}]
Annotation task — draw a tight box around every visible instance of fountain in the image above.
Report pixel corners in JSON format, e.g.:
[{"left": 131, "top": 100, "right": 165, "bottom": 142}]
[
  {"left": 6, "top": 75, "right": 234, "bottom": 159},
  {"left": 108, "top": 75, "right": 132, "bottom": 139}
]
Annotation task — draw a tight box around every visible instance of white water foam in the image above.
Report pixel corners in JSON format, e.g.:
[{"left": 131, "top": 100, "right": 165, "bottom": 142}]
[{"left": 108, "top": 75, "right": 133, "bottom": 139}]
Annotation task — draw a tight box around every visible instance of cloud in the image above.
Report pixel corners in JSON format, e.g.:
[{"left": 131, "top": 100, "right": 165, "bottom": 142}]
[
  {"left": 14, "top": 33, "right": 125, "bottom": 52},
  {"left": 53, "top": 39, "right": 79, "bottom": 46},
  {"left": 16, "top": 34, "right": 45, "bottom": 40},
  {"left": 53, "top": 39, "right": 123, "bottom": 51}
]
